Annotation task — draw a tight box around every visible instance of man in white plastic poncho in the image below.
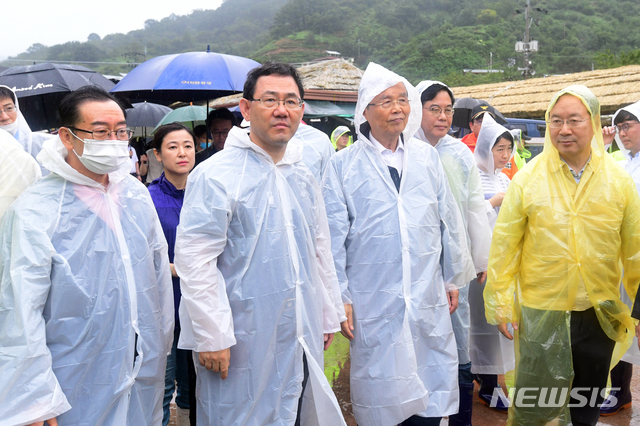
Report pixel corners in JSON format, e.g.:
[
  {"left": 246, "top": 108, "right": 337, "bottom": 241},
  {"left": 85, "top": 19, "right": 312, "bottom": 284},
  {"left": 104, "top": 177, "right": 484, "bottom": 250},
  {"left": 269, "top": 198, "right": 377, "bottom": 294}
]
[
  {"left": 0, "top": 128, "right": 41, "bottom": 218},
  {"left": 323, "top": 63, "right": 470, "bottom": 426},
  {"left": 0, "top": 86, "right": 174, "bottom": 426},
  {"left": 597, "top": 100, "right": 640, "bottom": 416},
  {"left": 484, "top": 85, "right": 640, "bottom": 426},
  {"left": 0, "top": 85, "right": 55, "bottom": 175},
  {"left": 415, "top": 80, "right": 492, "bottom": 424},
  {"left": 175, "top": 62, "right": 347, "bottom": 426}
]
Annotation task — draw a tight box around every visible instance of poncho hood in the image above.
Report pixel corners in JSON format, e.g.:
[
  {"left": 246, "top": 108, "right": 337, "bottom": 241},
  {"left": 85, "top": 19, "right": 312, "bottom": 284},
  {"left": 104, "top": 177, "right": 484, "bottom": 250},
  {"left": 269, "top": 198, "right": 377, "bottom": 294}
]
[
  {"left": 414, "top": 80, "right": 451, "bottom": 144},
  {"left": 613, "top": 99, "right": 640, "bottom": 125},
  {"left": 543, "top": 84, "right": 605, "bottom": 169},
  {"left": 0, "top": 85, "right": 31, "bottom": 139},
  {"left": 355, "top": 62, "right": 422, "bottom": 144},
  {"left": 475, "top": 113, "right": 510, "bottom": 174}
]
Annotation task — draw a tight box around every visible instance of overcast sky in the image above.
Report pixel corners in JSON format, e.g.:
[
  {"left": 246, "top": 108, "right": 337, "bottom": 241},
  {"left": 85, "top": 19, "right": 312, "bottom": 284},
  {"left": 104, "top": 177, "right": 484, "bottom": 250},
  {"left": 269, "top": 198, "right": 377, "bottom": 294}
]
[{"left": 3, "top": 0, "right": 224, "bottom": 60}]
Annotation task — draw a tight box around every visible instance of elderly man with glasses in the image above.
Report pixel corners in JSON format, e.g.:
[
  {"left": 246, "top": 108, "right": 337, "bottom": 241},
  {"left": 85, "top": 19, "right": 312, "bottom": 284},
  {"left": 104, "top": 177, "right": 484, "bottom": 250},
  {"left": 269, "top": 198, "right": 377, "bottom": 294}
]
[
  {"left": 323, "top": 63, "right": 470, "bottom": 426},
  {"left": 174, "top": 61, "right": 347, "bottom": 426},
  {"left": 483, "top": 85, "right": 640, "bottom": 426},
  {"left": 0, "top": 86, "right": 174, "bottom": 426}
]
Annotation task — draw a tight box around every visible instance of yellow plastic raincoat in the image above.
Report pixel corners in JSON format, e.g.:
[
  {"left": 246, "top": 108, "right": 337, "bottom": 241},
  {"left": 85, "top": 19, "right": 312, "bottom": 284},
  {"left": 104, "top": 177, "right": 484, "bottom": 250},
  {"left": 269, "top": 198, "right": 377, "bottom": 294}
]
[{"left": 484, "top": 85, "right": 640, "bottom": 425}]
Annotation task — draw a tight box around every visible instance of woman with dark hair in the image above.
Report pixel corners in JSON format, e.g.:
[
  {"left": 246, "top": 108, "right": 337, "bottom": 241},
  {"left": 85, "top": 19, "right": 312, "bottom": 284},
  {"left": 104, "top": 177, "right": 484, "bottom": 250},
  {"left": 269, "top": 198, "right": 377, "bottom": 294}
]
[
  {"left": 148, "top": 122, "right": 196, "bottom": 426},
  {"left": 469, "top": 113, "right": 516, "bottom": 413}
]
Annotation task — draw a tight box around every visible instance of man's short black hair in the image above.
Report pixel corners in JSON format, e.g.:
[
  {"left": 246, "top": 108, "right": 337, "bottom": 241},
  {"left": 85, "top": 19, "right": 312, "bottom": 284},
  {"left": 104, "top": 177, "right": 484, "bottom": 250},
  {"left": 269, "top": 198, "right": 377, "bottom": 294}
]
[
  {"left": 0, "top": 87, "right": 16, "bottom": 104},
  {"left": 614, "top": 110, "right": 640, "bottom": 125},
  {"left": 194, "top": 124, "right": 208, "bottom": 138},
  {"left": 207, "top": 107, "right": 236, "bottom": 128},
  {"left": 154, "top": 121, "right": 195, "bottom": 153},
  {"left": 58, "top": 86, "right": 126, "bottom": 128},
  {"left": 420, "top": 84, "right": 455, "bottom": 106},
  {"left": 243, "top": 61, "right": 305, "bottom": 100}
]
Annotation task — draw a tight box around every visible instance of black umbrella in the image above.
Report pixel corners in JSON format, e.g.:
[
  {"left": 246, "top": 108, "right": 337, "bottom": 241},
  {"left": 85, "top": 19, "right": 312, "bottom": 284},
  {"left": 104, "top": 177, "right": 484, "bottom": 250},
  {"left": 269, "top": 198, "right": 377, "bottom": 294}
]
[
  {"left": 125, "top": 102, "right": 172, "bottom": 128},
  {"left": 453, "top": 98, "right": 508, "bottom": 129},
  {"left": 0, "top": 63, "right": 117, "bottom": 131}
]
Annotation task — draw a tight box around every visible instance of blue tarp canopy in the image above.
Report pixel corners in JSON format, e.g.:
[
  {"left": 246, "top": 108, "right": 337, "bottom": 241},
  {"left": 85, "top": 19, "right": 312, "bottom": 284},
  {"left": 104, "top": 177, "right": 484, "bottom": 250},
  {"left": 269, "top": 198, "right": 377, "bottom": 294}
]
[{"left": 303, "top": 100, "right": 355, "bottom": 118}]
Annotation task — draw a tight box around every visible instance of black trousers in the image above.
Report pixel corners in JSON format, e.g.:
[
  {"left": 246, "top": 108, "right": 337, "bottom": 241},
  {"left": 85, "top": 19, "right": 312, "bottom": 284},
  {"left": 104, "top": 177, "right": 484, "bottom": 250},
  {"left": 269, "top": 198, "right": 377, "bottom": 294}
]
[
  {"left": 569, "top": 308, "right": 616, "bottom": 426},
  {"left": 400, "top": 415, "right": 441, "bottom": 426},
  {"left": 294, "top": 353, "right": 310, "bottom": 426},
  {"left": 188, "top": 352, "right": 197, "bottom": 426}
]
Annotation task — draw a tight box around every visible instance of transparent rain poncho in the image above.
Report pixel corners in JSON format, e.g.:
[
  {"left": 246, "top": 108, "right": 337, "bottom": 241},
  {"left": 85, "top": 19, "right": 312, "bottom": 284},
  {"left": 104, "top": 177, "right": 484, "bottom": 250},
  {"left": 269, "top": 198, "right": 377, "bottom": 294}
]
[
  {"left": 323, "top": 63, "right": 470, "bottom": 425},
  {"left": 468, "top": 112, "right": 516, "bottom": 374},
  {"left": 175, "top": 126, "right": 347, "bottom": 426},
  {"left": 290, "top": 122, "right": 334, "bottom": 183},
  {"left": 611, "top": 100, "right": 640, "bottom": 365},
  {"left": 414, "top": 80, "right": 491, "bottom": 366},
  {"left": 484, "top": 85, "right": 640, "bottom": 424},
  {"left": 0, "top": 137, "right": 174, "bottom": 425},
  {"left": 330, "top": 125, "right": 352, "bottom": 150},
  {"left": 0, "top": 128, "right": 41, "bottom": 219},
  {"left": 0, "top": 85, "right": 54, "bottom": 175}
]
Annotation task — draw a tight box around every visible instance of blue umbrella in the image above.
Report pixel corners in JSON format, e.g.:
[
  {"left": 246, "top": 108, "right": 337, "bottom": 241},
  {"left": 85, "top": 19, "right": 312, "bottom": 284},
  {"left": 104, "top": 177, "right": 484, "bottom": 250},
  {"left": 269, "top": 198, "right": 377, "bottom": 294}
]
[{"left": 111, "top": 47, "right": 260, "bottom": 104}]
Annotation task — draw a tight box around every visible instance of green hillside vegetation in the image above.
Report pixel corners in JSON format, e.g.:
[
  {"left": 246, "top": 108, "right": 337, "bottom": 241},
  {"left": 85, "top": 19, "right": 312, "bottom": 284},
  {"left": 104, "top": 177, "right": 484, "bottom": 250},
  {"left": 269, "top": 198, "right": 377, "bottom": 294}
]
[{"left": 5, "top": 0, "right": 640, "bottom": 86}]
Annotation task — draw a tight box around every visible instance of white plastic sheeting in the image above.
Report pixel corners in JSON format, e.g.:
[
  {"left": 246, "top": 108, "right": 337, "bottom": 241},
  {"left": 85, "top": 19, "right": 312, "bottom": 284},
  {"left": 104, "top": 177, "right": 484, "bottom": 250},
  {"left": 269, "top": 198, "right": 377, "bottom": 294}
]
[
  {"left": 0, "top": 85, "right": 54, "bottom": 175},
  {"left": 415, "top": 78, "right": 492, "bottom": 367},
  {"left": 467, "top": 113, "right": 516, "bottom": 375},
  {"left": 289, "top": 122, "right": 334, "bottom": 183},
  {"left": 323, "top": 63, "right": 470, "bottom": 425},
  {"left": 0, "top": 136, "right": 173, "bottom": 425},
  {"left": 0, "top": 128, "right": 41, "bottom": 219},
  {"left": 612, "top": 100, "right": 640, "bottom": 365},
  {"left": 175, "top": 126, "right": 346, "bottom": 426}
]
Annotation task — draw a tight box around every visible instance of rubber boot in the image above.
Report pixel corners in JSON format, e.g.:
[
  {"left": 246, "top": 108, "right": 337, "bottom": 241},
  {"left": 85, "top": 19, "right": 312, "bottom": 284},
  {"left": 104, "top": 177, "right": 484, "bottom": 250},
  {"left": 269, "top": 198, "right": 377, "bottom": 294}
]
[
  {"left": 449, "top": 383, "right": 474, "bottom": 426},
  {"left": 475, "top": 374, "right": 509, "bottom": 413},
  {"left": 600, "top": 361, "right": 632, "bottom": 416}
]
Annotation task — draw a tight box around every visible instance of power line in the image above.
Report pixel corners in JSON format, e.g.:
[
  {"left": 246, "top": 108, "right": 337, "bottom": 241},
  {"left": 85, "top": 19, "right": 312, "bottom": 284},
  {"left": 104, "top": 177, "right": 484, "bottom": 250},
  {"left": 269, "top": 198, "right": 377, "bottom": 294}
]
[{"left": 1, "top": 59, "right": 142, "bottom": 65}]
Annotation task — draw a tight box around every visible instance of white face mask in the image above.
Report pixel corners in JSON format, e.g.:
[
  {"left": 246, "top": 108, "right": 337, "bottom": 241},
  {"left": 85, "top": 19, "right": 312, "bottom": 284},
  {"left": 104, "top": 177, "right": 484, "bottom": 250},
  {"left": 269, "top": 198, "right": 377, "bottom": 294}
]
[
  {"left": 72, "top": 135, "right": 130, "bottom": 175},
  {"left": 0, "top": 120, "right": 18, "bottom": 135}
]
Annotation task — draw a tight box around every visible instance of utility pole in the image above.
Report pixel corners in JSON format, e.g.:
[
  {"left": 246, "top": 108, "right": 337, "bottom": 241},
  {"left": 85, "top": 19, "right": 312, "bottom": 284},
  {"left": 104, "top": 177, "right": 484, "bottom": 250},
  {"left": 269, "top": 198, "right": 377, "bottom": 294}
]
[
  {"left": 523, "top": 0, "right": 531, "bottom": 77},
  {"left": 515, "top": 0, "right": 545, "bottom": 79}
]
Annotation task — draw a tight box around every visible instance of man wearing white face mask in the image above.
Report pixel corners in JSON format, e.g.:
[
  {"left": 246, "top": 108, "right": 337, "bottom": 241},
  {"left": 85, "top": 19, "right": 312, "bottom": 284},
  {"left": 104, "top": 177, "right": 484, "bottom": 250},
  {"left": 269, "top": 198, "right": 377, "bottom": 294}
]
[{"left": 0, "top": 86, "right": 174, "bottom": 426}]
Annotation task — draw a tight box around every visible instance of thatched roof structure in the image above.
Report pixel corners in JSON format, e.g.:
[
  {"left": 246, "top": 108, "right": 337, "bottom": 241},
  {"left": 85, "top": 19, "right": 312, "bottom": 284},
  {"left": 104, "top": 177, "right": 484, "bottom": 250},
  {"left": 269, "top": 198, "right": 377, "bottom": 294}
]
[
  {"left": 208, "top": 93, "right": 243, "bottom": 108},
  {"left": 206, "top": 59, "right": 363, "bottom": 107},
  {"left": 451, "top": 65, "right": 640, "bottom": 119},
  {"left": 297, "top": 59, "right": 362, "bottom": 91}
]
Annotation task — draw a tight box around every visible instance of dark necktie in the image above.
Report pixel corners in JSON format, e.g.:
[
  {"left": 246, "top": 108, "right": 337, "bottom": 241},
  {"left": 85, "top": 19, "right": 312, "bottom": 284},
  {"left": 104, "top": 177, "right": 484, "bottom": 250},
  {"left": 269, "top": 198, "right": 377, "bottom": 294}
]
[{"left": 388, "top": 166, "right": 401, "bottom": 192}]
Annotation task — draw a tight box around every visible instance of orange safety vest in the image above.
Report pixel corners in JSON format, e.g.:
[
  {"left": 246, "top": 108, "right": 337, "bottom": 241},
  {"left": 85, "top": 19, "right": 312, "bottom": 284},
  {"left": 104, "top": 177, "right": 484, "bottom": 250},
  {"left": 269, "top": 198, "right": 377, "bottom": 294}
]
[{"left": 461, "top": 132, "right": 477, "bottom": 153}]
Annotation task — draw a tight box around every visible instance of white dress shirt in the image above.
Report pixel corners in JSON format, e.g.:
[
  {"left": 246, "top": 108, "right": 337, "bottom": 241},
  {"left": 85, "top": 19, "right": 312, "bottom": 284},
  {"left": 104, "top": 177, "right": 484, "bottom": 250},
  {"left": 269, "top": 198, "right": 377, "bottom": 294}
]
[{"left": 370, "top": 133, "right": 405, "bottom": 176}]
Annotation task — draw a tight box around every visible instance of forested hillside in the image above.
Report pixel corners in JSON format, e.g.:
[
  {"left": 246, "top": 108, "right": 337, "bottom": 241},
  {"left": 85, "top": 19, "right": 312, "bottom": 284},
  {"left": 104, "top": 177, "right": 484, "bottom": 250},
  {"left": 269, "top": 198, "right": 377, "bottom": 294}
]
[{"left": 6, "top": 0, "right": 640, "bottom": 86}]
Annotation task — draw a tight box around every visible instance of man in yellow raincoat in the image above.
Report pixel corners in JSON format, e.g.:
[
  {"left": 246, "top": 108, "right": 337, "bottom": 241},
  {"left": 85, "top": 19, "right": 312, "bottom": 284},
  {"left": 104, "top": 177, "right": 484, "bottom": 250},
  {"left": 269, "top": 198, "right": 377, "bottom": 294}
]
[{"left": 483, "top": 85, "right": 640, "bottom": 426}]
